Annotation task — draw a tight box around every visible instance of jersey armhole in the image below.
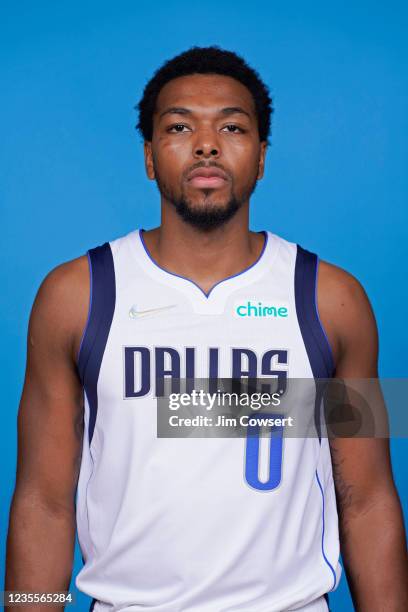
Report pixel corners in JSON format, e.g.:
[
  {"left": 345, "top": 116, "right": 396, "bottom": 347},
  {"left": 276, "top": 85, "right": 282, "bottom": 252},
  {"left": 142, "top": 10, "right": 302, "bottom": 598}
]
[
  {"left": 76, "top": 242, "right": 116, "bottom": 444},
  {"left": 76, "top": 251, "right": 93, "bottom": 374},
  {"left": 314, "top": 256, "right": 336, "bottom": 375},
  {"left": 295, "top": 245, "right": 336, "bottom": 378}
]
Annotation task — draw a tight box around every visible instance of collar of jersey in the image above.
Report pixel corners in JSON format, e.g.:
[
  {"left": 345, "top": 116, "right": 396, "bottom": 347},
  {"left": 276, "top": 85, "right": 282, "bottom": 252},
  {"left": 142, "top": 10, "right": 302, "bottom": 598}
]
[{"left": 131, "top": 228, "right": 280, "bottom": 314}]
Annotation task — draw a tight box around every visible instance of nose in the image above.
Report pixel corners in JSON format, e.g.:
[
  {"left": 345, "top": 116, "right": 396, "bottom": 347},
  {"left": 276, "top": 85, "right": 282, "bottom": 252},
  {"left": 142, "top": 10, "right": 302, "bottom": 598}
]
[{"left": 193, "top": 127, "right": 220, "bottom": 159}]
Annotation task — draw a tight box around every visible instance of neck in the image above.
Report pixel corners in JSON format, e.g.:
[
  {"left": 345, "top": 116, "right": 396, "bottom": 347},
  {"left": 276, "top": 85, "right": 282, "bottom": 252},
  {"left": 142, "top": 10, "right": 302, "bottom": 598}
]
[{"left": 141, "top": 203, "right": 265, "bottom": 295}]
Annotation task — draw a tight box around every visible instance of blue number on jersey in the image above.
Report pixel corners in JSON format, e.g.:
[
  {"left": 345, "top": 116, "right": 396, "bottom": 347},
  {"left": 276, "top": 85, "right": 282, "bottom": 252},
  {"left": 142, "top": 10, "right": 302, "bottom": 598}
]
[{"left": 244, "top": 413, "right": 284, "bottom": 491}]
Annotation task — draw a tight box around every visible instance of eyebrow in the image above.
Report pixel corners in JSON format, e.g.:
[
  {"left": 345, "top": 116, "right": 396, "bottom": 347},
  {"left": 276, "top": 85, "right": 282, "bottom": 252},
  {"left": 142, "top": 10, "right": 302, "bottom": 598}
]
[{"left": 158, "top": 106, "right": 252, "bottom": 119}]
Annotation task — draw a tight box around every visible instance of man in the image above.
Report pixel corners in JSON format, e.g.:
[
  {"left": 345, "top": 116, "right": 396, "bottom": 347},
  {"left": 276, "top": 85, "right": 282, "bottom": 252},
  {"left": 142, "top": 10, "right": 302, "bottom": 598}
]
[{"left": 5, "top": 46, "right": 408, "bottom": 611}]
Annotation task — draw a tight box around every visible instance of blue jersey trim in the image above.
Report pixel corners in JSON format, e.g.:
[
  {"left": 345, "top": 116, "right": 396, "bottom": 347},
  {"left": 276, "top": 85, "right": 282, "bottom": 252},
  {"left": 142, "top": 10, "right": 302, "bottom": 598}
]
[
  {"left": 314, "top": 256, "right": 336, "bottom": 374},
  {"left": 77, "top": 251, "right": 93, "bottom": 364},
  {"left": 316, "top": 470, "right": 338, "bottom": 591},
  {"left": 295, "top": 246, "right": 335, "bottom": 440},
  {"left": 294, "top": 245, "right": 335, "bottom": 379},
  {"left": 139, "top": 229, "right": 268, "bottom": 298},
  {"left": 89, "top": 598, "right": 96, "bottom": 611},
  {"left": 77, "top": 243, "right": 116, "bottom": 445}
]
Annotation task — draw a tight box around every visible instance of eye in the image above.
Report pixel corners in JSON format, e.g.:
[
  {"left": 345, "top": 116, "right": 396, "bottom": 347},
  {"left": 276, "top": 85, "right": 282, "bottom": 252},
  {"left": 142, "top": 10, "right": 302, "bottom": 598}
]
[
  {"left": 167, "top": 124, "right": 191, "bottom": 133},
  {"left": 222, "top": 124, "right": 246, "bottom": 133}
]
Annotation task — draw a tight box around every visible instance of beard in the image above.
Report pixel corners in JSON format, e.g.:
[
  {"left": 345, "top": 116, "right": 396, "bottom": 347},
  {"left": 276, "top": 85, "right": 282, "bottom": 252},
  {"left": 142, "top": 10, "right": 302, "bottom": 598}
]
[
  {"left": 171, "top": 193, "right": 242, "bottom": 232},
  {"left": 153, "top": 165, "right": 258, "bottom": 232}
]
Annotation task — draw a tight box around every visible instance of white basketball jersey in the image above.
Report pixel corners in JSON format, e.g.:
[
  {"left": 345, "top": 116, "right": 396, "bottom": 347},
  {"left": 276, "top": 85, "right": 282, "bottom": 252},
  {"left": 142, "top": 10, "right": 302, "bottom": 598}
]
[{"left": 75, "top": 229, "right": 342, "bottom": 612}]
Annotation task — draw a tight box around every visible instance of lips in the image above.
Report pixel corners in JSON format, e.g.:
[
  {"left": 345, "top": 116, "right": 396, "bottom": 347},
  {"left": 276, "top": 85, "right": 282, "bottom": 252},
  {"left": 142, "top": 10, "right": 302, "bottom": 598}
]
[{"left": 187, "top": 166, "right": 228, "bottom": 189}]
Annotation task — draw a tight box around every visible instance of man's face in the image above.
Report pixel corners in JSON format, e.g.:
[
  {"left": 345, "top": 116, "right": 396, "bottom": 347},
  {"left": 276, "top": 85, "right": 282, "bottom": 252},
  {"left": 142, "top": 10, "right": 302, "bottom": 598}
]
[{"left": 144, "top": 73, "right": 267, "bottom": 231}]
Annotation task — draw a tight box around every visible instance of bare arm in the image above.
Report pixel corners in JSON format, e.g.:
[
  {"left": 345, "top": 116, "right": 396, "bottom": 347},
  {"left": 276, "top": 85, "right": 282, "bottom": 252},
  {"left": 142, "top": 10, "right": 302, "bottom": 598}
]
[
  {"left": 5, "top": 256, "right": 89, "bottom": 610},
  {"left": 318, "top": 261, "right": 408, "bottom": 611}
]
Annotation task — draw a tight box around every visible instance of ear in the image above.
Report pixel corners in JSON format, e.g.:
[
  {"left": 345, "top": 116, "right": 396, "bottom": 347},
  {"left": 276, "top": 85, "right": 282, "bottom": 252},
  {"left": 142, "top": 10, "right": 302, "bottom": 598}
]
[
  {"left": 144, "top": 141, "right": 155, "bottom": 180},
  {"left": 256, "top": 141, "right": 268, "bottom": 180}
]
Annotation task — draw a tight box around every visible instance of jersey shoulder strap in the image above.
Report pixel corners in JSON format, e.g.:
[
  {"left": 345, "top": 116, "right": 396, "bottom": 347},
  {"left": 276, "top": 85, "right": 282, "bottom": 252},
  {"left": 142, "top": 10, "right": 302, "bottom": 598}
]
[
  {"left": 77, "top": 242, "right": 116, "bottom": 443},
  {"left": 294, "top": 245, "right": 335, "bottom": 378}
]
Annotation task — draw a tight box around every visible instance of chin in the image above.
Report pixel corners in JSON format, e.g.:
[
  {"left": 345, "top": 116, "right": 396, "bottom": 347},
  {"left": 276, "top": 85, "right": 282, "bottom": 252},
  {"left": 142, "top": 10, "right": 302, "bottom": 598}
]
[
  {"left": 173, "top": 196, "right": 242, "bottom": 231},
  {"left": 186, "top": 193, "right": 232, "bottom": 210}
]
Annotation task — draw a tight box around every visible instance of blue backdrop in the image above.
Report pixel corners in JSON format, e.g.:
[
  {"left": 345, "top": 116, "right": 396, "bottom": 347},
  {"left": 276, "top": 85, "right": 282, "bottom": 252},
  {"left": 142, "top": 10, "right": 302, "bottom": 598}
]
[{"left": 1, "top": 2, "right": 407, "bottom": 610}]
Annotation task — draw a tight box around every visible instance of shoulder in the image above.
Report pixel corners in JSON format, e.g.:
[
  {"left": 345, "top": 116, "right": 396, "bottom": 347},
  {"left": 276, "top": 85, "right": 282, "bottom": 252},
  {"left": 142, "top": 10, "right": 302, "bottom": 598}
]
[
  {"left": 316, "top": 259, "right": 378, "bottom": 375},
  {"left": 317, "top": 259, "right": 372, "bottom": 315},
  {"left": 35, "top": 255, "right": 89, "bottom": 311},
  {"left": 29, "top": 255, "right": 90, "bottom": 363}
]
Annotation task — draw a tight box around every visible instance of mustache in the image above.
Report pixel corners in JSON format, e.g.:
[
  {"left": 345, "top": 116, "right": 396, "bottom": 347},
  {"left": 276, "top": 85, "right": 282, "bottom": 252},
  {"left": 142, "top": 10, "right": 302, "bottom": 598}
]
[{"left": 183, "top": 161, "right": 232, "bottom": 181}]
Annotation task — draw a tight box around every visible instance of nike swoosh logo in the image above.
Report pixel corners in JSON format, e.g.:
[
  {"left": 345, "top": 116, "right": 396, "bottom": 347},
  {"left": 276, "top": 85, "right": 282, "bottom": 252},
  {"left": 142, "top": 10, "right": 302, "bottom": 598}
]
[{"left": 129, "top": 304, "right": 177, "bottom": 319}]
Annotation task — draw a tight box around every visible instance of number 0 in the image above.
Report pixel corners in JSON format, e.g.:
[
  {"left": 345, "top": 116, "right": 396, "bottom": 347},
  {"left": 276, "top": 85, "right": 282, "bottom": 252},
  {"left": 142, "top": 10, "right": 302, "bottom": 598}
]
[{"left": 244, "top": 413, "right": 284, "bottom": 491}]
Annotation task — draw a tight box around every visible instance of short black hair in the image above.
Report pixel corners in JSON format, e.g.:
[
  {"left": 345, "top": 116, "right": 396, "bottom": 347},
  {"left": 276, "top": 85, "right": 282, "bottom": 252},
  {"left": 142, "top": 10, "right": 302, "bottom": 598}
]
[{"left": 135, "top": 46, "right": 273, "bottom": 144}]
